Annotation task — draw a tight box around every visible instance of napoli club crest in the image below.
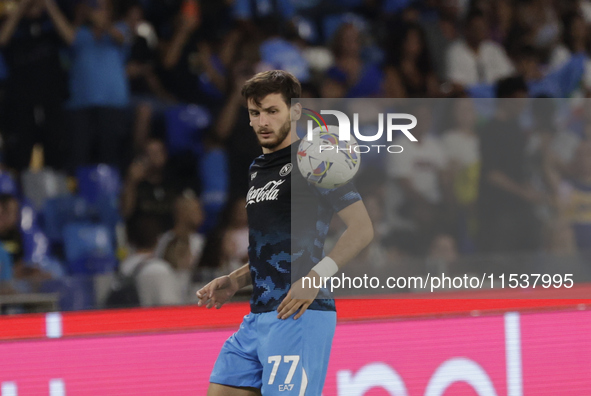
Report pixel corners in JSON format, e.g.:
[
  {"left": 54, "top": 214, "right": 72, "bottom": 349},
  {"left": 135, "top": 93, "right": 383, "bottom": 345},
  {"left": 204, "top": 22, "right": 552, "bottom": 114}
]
[{"left": 280, "top": 163, "right": 293, "bottom": 177}]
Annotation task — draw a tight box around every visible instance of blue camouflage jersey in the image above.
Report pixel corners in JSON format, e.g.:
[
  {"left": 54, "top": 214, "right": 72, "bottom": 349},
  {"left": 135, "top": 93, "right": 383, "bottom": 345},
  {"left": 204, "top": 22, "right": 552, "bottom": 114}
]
[{"left": 246, "top": 142, "right": 361, "bottom": 313}]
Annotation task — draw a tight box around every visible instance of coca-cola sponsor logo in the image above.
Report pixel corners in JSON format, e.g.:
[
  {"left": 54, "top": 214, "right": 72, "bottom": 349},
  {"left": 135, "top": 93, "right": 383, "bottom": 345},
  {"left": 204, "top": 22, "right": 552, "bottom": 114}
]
[{"left": 247, "top": 180, "right": 285, "bottom": 206}]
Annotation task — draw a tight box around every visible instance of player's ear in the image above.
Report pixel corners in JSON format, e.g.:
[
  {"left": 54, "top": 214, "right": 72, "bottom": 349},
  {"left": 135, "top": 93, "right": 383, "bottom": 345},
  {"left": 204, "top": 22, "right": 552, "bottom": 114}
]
[{"left": 291, "top": 102, "right": 302, "bottom": 121}]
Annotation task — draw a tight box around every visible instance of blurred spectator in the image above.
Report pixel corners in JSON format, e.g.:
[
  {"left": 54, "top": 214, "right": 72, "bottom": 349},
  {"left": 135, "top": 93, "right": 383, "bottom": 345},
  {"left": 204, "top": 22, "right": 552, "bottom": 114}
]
[
  {"left": 442, "top": 98, "right": 481, "bottom": 206},
  {"left": 442, "top": 98, "right": 481, "bottom": 250},
  {"left": 65, "top": 0, "right": 131, "bottom": 171},
  {"left": 118, "top": 0, "right": 176, "bottom": 150},
  {"left": 194, "top": 197, "right": 248, "bottom": 282},
  {"left": 514, "top": 45, "right": 545, "bottom": 82},
  {"left": 0, "top": 0, "right": 71, "bottom": 171},
  {"left": 446, "top": 11, "right": 514, "bottom": 87},
  {"left": 425, "top": 234, "right": 459, "bottom": 275},
  {"left": 324, "top": 22, "right": 383, "bottom": 98},
  {"left": 490, "top": 0, "right": 514, "bottom": 45},
  {"left": 0, "top": 194, "right": 23, "bottom": 265},
  {"left": 159, "top": 0, "right": 227, "bottom": 108},
  {"left": 0, "top": 245, "right": 14, "bottom": 295},
  {"left": 155, "top": 190, "right": 205, "bottom": 295},
  {"left": 258, "top": 18, "right": 310, "bottom": 84},
  {"left": 199, "top": 136, "right": 230, "bottom": 232},
  {"left": 120, "top": 138, "right": 179, "bottom": 230},
  {"left": 0, "top": 198, "right": 15, "bottom": 295},
  {"left": 0, "top": 194, "right": 51, "bottom": 288},
  {"left": 477, "top": 76, "right": 544, "bottom": 253},
  {"left": 524, "top": 0, "right": 562, "bottom": 50},
  {"left": 528, "top": 98, "right": 560, "bottom": 219},
  {"left": 384, "top": 22, "right": 440, "bottom": 98},
  {"left": 550, "top": 12, "right": 587, "bottom": 69},
  {"left": 387, "top": 104, "right": 451, "bottom": 246},
  {"left": 578, "top": 0, "right": 591, "bottom": 24},
  {"left": 215, "top": 63, "right": 263, "bottom": 198},
  {"left": 421, "top": 7, "right": 459, "bottom": 82},
  {"left": 543, "top": 217, "right": 577, "bottom": 256},
  {"left": 549, "top": 12, "right": 591, "bottom": 91},
  {"left": 550, "top": 105, "right": 585, "bottom": 171},
  {"left": 120, "top": 214, "right": 182, "bottom": 306},
  {"left": 557, "top": 142, "right": 591, "bottom": 251},
  {"left": 231, "top": 0, "right": 295, "bottom": 30}
]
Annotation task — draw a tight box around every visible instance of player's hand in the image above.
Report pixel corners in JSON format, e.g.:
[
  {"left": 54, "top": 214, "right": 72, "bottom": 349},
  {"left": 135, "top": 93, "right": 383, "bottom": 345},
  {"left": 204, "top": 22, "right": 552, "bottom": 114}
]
[
  {"left": 196, "top": 275, "right": 239, "bottom": 309},
  {"left": 277, "top": 272, "right": 321, "bottom": 320}
]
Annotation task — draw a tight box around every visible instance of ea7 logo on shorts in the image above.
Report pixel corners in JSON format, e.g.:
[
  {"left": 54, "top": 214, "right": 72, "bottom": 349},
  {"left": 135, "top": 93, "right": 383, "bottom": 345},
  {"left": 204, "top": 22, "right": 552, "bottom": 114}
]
[
  {"left": 279, "top": 384, "right": 294, "bottom": 391},
  {"left": 280, "top": 163, "right": 292, "bottom": 177}
]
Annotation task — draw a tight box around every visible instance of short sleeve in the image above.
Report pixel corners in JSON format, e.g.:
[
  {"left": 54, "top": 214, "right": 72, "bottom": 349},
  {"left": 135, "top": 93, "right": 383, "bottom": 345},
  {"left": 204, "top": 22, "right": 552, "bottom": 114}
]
[
  {"left": 72, "top": 27, "right": 92, "bottom": 48},
  {"left": 316, "top": 182, "right": 362, "bottom": 213}
]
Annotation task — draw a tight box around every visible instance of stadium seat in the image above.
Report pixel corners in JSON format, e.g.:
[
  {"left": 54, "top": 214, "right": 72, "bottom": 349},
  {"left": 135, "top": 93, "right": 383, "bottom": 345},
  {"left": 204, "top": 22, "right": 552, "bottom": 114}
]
[
  {"left": 96, "top": 195, "right": 122, "bottom": 229},
  {"left": 76, "top": 164, "right": 122, "bottom": 205},
  {"left": 21, "top": 168, "right": 70, "bottom": 210},
  {"left": 17, "top": 198, "right": 66, "bottom": 278},
  {"left": 165, "top": 104, "right": 211, "bottom": 156},
  {"left": 42, "top": 195, "right": 91, "bottom": 243},
  {"left": 63, "top": 223, "right": 117, "bottom": 275},
  {"left": 21, "top": 227, "right": 51, "bottom": 265},
  {"left": 0, "top": 171, "right": 18, "bottom": 196}
]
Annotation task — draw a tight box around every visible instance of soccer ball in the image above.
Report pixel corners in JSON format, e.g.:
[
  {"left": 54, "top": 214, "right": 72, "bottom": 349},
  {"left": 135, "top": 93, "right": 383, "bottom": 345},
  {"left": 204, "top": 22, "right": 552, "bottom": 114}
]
[{"left": 297, "top": 125, "right": 361, "bottom": 189}]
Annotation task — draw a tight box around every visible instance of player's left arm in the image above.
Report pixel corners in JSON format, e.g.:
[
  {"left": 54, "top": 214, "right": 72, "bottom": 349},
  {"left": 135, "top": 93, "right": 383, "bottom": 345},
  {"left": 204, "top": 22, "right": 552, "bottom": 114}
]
[
  {"left": 322, "top": 201, "right": 374, "bottom": 270},
  {"left": 277, "top": 200, "right": 373, "bottom": 319}
]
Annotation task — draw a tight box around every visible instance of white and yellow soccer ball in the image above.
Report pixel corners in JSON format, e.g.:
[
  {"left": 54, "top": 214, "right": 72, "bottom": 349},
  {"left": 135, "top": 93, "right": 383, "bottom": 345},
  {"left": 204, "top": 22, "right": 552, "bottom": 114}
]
[{"left": 296, "top": 125, "right": 361, "bottom": 189}]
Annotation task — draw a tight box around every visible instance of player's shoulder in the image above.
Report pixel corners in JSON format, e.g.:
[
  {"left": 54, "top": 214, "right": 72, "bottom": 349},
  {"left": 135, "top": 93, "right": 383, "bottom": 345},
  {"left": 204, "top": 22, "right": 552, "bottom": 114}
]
[{"left": 313, "top": 182, "right": 362, "bottom": 211}]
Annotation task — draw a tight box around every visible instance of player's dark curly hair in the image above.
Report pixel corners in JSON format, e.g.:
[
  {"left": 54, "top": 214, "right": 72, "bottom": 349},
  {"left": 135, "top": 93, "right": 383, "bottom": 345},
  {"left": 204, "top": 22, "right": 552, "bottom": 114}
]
[{"left": 241, "top": 70, "right": 301, "bottom": 108}]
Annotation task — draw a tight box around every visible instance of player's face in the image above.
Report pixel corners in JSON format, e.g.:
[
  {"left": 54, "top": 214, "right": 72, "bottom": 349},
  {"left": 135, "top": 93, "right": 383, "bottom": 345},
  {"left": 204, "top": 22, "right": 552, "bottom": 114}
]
[{"left": 248, "top": 93, "right": 292, "bottom": 153}]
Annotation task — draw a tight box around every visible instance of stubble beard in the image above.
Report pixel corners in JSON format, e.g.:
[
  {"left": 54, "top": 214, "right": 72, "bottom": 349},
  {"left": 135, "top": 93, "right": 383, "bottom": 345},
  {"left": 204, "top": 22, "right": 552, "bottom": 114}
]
[{"left": 257, "top": 117, "right": 291, "bottom": 150}]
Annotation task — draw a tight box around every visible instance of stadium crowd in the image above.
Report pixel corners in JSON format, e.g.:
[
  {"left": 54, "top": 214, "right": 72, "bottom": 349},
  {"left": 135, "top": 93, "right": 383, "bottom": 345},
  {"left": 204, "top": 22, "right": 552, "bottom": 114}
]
[{"left": 0, "top": 0, "right": 590, "bottom": 310}]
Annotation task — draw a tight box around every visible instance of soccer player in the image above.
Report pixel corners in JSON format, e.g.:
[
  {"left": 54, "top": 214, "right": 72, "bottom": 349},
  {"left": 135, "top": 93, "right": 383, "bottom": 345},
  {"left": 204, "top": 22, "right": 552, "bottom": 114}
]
[{"left": 197, "top": 70, "right": 373, "bottom": 395}]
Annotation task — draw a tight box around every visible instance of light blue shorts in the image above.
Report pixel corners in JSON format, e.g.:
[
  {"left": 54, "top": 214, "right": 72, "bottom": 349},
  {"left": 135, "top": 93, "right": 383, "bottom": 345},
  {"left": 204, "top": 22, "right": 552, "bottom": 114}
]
[{"left": 210, "top": 310, "right": 337, "bottom": 395}]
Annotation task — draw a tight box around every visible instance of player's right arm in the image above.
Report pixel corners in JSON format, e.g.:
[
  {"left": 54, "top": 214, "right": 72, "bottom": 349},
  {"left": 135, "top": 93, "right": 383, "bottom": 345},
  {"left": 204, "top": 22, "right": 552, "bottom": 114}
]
[{"left": 196, "top": 263, "right": 251, "bottom": 309}]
